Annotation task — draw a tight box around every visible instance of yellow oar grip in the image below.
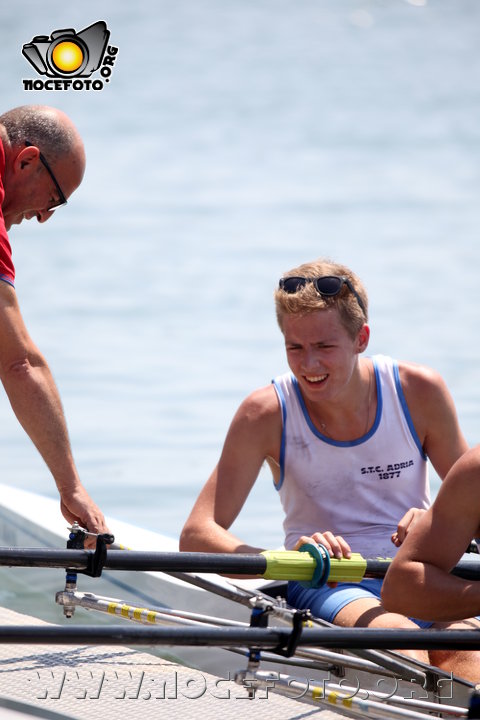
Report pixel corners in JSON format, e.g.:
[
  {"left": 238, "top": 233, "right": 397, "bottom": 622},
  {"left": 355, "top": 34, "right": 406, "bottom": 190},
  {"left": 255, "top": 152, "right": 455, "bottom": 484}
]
[
  {"left": 261, "top": 549, "right": 367, "bottom": 587},
  {"left": 261, "top": 550, "right": 318, "bottom": 581},
  {"left": 329, "top": 553, "right": 367, "bottom": 583}
]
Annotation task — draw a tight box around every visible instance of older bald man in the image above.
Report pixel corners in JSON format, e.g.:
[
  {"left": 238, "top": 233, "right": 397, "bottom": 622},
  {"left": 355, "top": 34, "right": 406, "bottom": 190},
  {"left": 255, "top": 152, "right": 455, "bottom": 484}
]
[{"left": 0, "top": 104, "right": 108, "bottom": 545}]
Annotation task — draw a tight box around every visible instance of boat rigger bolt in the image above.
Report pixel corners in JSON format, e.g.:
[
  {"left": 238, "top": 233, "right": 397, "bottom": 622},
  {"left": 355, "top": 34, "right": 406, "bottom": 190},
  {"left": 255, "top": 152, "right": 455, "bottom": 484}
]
[{"left": 62, "top": 522, "right": 88, "bottom": 618}]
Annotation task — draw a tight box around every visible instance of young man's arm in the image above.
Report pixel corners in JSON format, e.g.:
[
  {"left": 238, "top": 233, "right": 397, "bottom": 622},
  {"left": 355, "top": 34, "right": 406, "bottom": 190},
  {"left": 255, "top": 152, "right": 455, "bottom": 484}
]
[
  {"left": 180, "top": 384, "right": 281, "bottom": 555},
  {"left": 400, "top": 361, "right": 469, "bottom": 479},
  {"left": 390, "top": 362, "right": 469, "bottom": 547},
  {"left": 382, "top": 445, "right": 480, "bottom": 621},
  {"left": 0, "top": 282, "right": 108, "bottom": 544}
]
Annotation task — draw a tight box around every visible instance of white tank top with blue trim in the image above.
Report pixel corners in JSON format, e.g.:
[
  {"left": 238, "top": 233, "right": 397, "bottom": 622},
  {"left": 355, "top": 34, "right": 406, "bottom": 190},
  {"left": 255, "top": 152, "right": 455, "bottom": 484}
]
[{"left": 272, "top": 354, "right": 430, "bottom": 557}]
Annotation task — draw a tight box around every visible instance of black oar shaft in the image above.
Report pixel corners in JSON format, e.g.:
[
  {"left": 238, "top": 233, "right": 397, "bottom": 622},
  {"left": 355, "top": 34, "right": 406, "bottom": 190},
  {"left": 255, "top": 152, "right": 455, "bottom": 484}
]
[
  {"left": 0, "top": 547, "right": 478, "bottom": 585},
  {"left": 107, "top": 551, "right": 268, "bottom": 574},
  {"left": 0, "top": 548, "right": 269, "bottom": 575},
  {"left": 360, "top": 559, "right": 391, "bottom": 578},
  {"left": 0, "top": 548, "right": 88, "bottom": 569},
  {"left": 0, "top": 625, "right": 478, "bottom": 650}
]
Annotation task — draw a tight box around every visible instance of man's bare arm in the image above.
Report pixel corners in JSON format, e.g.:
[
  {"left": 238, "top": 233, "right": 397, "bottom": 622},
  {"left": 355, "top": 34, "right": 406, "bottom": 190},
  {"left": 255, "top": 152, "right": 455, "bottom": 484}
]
[
  {"left": 382, "top": 446, "right": 480, "bottom": 621},
  {"left": 0, "top": 282, "right": 108, "bottom": 542},
  {"left": 180, "top": 385, "right": 281, "bottom": 556}
]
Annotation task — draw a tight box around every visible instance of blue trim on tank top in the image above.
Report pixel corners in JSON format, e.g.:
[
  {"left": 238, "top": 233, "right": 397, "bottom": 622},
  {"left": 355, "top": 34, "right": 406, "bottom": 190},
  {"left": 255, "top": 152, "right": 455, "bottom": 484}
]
[
  {"left": 392, "top": 361, "right": 427, "bottom": 460},
  {"left": 290, "top": 358, "right": 383, "bottom": 447},
  {"left": 272, "top": 378, "right": 287, "bottom": 490}
]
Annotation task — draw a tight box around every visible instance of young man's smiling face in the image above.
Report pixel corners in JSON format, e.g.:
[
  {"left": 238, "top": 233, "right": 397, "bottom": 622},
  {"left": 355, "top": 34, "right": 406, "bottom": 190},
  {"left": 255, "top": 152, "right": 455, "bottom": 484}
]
[{"left": 282, "top": 307, "right": 369, "bottom": 405}]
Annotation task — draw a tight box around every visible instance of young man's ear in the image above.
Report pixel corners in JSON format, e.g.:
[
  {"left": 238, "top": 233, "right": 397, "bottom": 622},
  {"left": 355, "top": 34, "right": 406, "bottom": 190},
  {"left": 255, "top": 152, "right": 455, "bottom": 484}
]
[{"left": 356, "top": 324, "right": 370, "bottom": 353}]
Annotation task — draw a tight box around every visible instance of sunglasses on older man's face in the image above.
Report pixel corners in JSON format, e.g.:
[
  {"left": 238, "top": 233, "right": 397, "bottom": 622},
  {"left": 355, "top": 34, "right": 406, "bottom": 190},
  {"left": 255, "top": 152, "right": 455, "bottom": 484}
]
[
  {"left": 278, "top": 275, "right": 366, "bottom": 315},
  {"left": 25, "top": 141, "right": 68, "bottom": 211}
]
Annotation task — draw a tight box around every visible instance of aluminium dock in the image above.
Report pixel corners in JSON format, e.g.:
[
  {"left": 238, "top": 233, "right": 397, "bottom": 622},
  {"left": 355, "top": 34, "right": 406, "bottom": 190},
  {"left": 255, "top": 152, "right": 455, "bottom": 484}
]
[{"left": 0, "top": 606, "right": 343, "bottom": 720}]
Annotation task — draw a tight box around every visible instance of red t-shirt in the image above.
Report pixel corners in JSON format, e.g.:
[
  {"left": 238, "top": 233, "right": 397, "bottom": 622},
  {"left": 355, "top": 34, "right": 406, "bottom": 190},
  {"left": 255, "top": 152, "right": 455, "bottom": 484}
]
[{"left": 0, "top": 140, "right": 15, "bottom": 287}]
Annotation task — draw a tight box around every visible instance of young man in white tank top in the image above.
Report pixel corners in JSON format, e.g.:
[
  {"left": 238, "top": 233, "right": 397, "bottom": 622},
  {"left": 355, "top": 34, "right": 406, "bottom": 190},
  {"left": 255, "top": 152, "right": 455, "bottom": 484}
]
[{"left": 180, "top": 257, "right": 480, "bottom": 681}]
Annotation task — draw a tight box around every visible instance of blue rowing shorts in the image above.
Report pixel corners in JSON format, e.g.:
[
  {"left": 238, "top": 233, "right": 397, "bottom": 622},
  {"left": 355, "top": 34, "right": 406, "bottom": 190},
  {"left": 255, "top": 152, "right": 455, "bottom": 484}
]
[{"left": 287, "top": 578, "right": 434, "bottom": 629}]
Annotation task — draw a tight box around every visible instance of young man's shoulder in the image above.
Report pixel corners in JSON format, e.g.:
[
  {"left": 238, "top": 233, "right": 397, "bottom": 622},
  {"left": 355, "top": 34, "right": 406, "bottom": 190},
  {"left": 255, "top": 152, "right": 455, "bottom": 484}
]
[
  {"left": 238, "top": 384, "right": 280, "bottom": 418},
  {"left": 227, "top": 385, "right": 282, "bottom": 450},
  {"left": 397, "top": 360, "right": 448, "bottom": 395},
  {"left": 397, "top": 360, "right": 460, "bottom": 450}
]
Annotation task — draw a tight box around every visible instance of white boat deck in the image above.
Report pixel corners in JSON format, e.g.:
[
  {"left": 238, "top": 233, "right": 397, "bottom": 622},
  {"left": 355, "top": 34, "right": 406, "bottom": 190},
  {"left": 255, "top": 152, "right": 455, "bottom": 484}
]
[{"left": 0, "top": 606, "right": 345, "bottom": 720}]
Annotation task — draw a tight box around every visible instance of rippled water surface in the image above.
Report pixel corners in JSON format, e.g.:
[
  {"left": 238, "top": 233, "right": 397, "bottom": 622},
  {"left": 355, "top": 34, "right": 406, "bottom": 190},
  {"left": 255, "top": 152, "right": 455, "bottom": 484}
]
[{"left": 0, "top": 0, "right": 479, "bottom": 550}]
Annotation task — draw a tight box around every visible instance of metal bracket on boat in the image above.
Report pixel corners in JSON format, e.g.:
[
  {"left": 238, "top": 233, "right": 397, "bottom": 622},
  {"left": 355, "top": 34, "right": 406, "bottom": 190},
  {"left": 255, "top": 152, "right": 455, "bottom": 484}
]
[
  {"left": 273, "top": 609, "right": 312, "bottom": 658},
  {"left": 60, "top": 526, "right": 114, "bottom": 618},
  {"left": 81, "top": 532, "right": 115, "bottom": 578},
  {"left": 62, "top": 523, "right": 87, "bottom": 618},
  {"left": 67, "top": 522, "right": 87, "bottom": 549},
  {"left": 66, "top": 523, "right": 115, "bottom": 577},
  {"left": 246, "top": 586, "right": 312, "bottom": 659},
  {"left": 244, "top": 597, "right": 274, "bottom": 691},
  {"left": 249, "top": 605, "right": 271, "bottom": 629}
]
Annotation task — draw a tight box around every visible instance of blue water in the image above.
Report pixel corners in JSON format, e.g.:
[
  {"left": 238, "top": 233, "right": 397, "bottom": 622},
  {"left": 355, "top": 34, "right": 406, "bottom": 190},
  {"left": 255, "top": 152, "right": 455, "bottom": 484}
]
[{"left": 0, "top": 0, "right": 479, "bottom": 550}]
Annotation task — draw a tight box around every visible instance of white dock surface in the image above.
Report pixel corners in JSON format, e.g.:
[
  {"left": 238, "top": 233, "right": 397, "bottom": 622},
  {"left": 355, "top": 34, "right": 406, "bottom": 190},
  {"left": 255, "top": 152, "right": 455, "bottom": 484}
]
[{"left": 0, "top": 606, "right": 346, "bottom": 720}]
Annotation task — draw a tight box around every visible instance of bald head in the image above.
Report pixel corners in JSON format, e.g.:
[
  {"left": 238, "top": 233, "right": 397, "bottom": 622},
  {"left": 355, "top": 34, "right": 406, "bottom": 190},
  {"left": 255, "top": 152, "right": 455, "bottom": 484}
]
[
  {"left": 0, "top": 105, "right": 85, "bottom": 181},
  {"left": 0, "top": 105, "right": 86, "bottom": 229}
]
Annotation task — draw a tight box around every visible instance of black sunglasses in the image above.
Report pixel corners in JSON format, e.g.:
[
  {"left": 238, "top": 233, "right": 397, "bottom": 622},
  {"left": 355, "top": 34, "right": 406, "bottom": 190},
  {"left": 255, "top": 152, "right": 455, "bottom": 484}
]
[
  {"left": 25, "top": 141, "right": 68, "bottom": 211},
  {"left": 278, "top": 275, "right": 366, "bottom": 315}
]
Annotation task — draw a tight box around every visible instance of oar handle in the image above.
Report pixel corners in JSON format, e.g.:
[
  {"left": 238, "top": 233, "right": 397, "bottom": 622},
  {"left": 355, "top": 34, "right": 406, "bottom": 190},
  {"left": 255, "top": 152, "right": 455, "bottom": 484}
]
[
  {"left": 262, "top": 545, "right": 370, "bottom": 587},
  {"left": 109, "top": 540, "right": 374, "bottom": 587}
]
